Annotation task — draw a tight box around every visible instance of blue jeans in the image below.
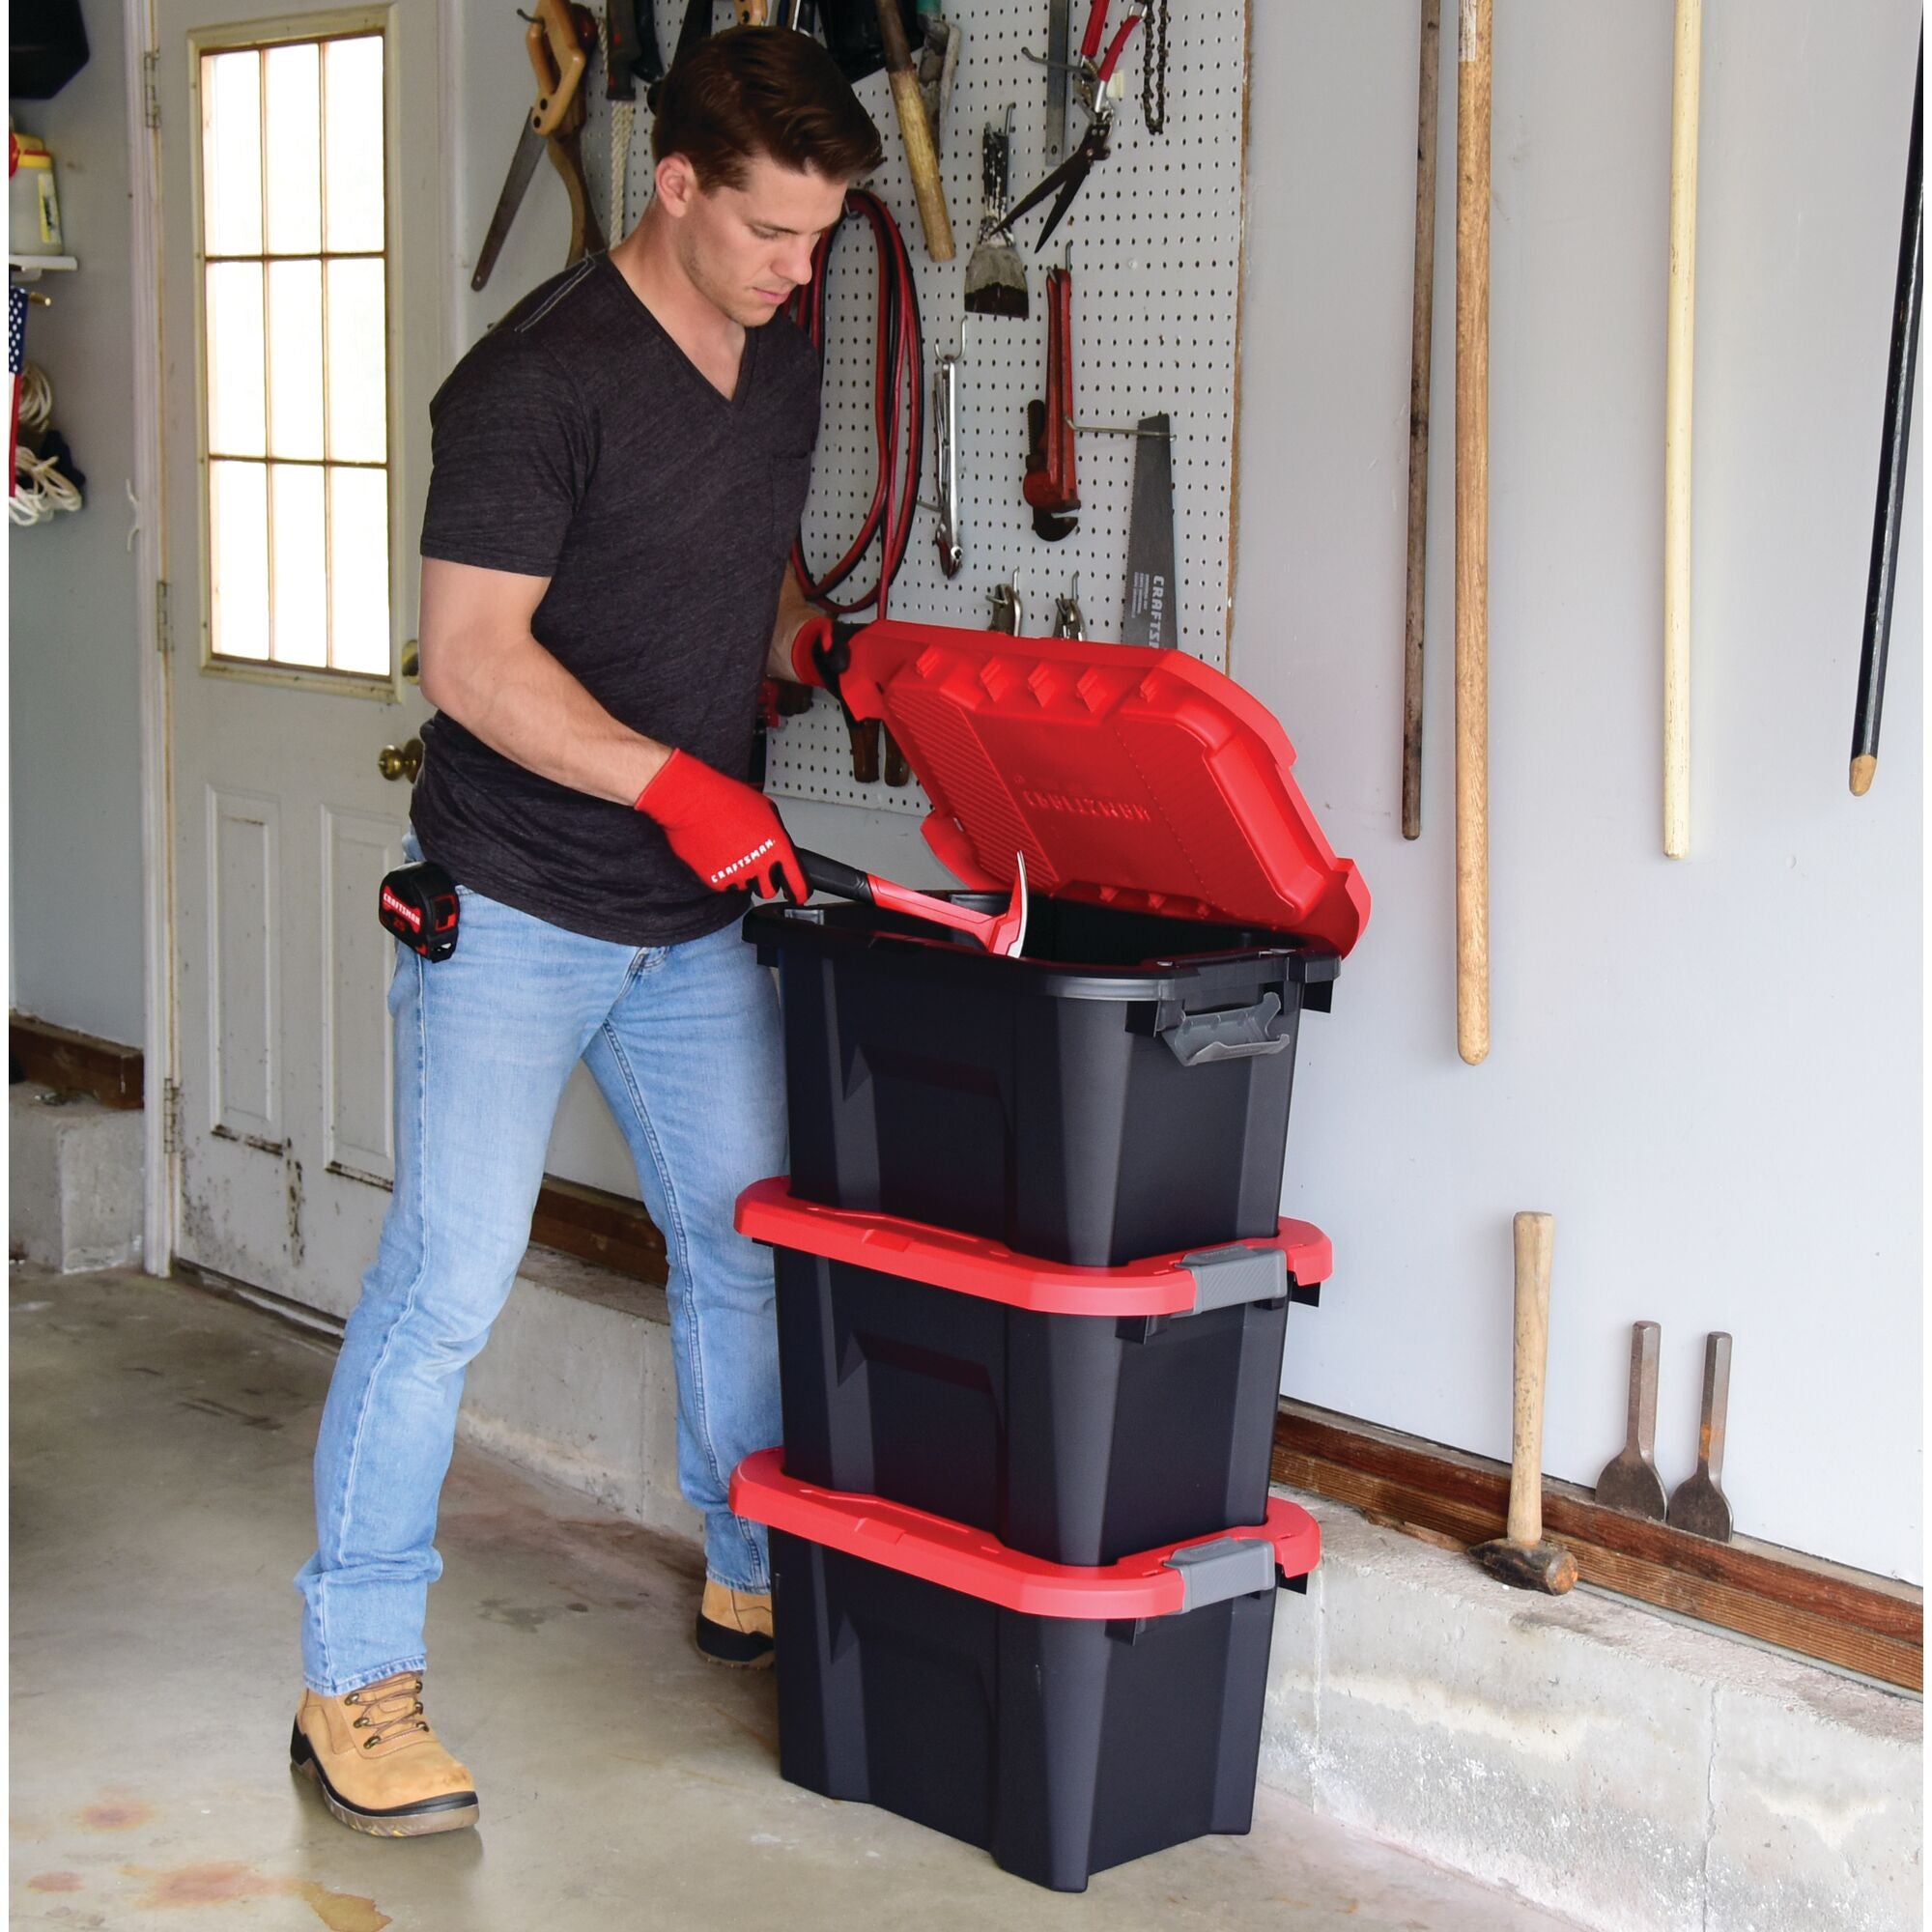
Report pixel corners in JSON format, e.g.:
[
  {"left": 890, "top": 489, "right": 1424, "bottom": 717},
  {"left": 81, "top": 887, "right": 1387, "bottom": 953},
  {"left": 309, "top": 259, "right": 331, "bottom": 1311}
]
[{"left": 295, "top": 871, "right": 784, "bottom": 1696}]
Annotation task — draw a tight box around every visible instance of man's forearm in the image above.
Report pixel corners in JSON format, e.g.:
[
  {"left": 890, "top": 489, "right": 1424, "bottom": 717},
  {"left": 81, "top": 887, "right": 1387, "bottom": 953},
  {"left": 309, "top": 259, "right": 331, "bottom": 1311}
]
[{"left": 426, "top": 627, "right": 669, "bottom": 807}]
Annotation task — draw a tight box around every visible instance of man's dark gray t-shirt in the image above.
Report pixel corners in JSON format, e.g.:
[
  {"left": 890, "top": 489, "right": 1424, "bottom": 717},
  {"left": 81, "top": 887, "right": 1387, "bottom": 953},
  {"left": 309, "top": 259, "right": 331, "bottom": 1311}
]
[{"left": 412, "top": 252, "right": 819, "bottom": 946}]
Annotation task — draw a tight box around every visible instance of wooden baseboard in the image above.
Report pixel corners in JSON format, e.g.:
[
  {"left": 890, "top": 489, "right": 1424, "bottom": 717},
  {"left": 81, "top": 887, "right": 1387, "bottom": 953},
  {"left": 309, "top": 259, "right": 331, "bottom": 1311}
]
[
  {"left": 1274, "top": 1401, "right": 1923, "bottom": 1692},
  {"left": 530, "top": 1176, "right": 668, "bottom": 1284},
  {"left": 10, "top": 1013, "right": 144, "bottom": 1110}
]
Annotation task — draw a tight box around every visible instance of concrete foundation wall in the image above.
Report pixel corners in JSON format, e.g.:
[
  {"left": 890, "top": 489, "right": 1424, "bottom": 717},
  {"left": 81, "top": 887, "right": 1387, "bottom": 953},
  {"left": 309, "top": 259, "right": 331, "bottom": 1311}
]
[{"left": 452, "top": 1257, "right": 1922, "bottom": 1932}]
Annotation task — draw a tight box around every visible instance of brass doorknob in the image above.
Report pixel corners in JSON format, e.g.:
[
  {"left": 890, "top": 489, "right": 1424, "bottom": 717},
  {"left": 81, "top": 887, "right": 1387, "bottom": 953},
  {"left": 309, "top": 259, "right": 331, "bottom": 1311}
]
[{"left": 378, "top": 738, "right": 424, "bottom": 782}]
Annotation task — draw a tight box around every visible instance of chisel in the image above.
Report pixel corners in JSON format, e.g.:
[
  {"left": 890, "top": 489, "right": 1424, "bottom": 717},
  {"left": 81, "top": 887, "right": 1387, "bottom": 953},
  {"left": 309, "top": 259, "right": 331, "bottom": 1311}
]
[
  {"left": 1665, "top": 1333, "right": 1733, "bottom": 1542},
  {"left": 1122, "top": 412, "right": 1175, "bottom": 647},
  {"left": 1593, "top": 1321, "right": 1667, "bottom": 1520}
]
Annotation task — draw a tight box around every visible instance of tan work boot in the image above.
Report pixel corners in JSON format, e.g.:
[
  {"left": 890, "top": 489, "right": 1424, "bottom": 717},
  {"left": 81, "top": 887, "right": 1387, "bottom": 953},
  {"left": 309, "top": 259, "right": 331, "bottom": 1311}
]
[
  {"left": 290, "top": 1673, "right": 478, "bottom": 1837},
  {"left": 694, "top": 1580, "right": 774, "bottom": 1668}
]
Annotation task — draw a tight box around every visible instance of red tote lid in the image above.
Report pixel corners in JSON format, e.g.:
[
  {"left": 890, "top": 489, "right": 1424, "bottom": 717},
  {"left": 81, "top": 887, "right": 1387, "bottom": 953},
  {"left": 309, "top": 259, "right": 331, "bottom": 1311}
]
[
  {"left": 736, "top": 1177, "right": 1331, "bottom": 1318},
  {"left": 839, "top": 619, "right": 1371, "bottom": 956},
  {"left": 731, "top": 1450, "right": 1321, "bottom": 1617}
]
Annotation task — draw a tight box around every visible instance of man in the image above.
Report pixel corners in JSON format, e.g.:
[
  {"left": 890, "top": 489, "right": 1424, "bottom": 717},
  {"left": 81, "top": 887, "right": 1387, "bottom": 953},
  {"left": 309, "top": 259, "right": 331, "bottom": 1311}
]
[{"left": 289, "top": 28, "right": 879, "bottom": 1839}]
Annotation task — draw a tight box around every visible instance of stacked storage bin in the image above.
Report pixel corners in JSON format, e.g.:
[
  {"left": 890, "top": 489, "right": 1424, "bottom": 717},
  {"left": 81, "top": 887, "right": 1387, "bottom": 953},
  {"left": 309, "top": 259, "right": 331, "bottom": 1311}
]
[{"left": 729, "top": 621, "right": 1370, "bottom": 1892}]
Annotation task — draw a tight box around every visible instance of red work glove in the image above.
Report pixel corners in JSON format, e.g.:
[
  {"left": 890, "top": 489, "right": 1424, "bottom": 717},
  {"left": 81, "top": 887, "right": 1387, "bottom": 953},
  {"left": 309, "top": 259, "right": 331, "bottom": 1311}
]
[
  {"left": 636, "top": 751, "right": 808, "bottom": 902},
  {"left": 787, "top": 613, "right": 857, "bottom": 696}
]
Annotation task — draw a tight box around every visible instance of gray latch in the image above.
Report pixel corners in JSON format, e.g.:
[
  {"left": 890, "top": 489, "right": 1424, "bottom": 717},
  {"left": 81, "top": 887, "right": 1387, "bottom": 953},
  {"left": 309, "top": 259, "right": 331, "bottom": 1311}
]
[
  {"left": 1179, "top": 1243, "right": 1290, "bottom": 1316},
  {"left": 1157, "top": 991, "right": 1291, "bottom": 1066},
  {"left": 1163, "top": 1536, "right": 1279, "bottom": 1611}
]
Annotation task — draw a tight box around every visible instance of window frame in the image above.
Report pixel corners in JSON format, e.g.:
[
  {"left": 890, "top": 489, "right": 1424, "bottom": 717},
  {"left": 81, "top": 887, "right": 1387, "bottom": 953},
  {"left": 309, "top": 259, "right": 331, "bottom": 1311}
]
[{"left": 187, "top": 7, "right": 401, "bottom": 699}]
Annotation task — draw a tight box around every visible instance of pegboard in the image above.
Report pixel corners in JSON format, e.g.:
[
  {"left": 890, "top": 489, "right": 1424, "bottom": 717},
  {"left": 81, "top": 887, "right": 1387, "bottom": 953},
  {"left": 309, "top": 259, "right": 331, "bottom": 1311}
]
[{"left": 577, "top": 1, "right": 1250, "bottom": 816}]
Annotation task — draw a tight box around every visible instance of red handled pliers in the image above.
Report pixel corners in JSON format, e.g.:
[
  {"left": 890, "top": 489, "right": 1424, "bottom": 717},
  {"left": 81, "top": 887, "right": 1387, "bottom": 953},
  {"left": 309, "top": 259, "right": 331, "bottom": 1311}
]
[{"left": 997, "top": 0, "right": 1145, "bottom": 253}]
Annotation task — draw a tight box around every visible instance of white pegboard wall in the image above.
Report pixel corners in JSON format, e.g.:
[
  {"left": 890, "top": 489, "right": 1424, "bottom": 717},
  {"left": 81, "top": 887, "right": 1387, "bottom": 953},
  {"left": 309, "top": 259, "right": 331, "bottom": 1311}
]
[{"left": 578, "top": 1, "right": 1249, "bottom": 814}]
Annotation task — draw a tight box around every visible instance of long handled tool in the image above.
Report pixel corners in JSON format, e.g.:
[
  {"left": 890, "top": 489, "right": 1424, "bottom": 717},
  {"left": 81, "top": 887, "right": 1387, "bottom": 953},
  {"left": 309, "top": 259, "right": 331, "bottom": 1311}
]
[
  {"left": 1662, "top": 0, "right": 1701, "bottom": 857},
  {"left": 1851, "top": 31, "right": 1923, "bottom": 798},
  {"left": 1402, "top": 0, "right": 1441, "bottom": 841},
  {"left": 1455, "top": 0, "right": 1491, "bottom": 1065},
  {"left": 874, "top": 0, "right": 954, "bottom": 261},
  {"left": 1665, "top": 1332, "right": 1734, "bottom": 1541},
  {"left": 1593, "top": 1321, "right": 1667, "bottom": 1520},
  {"left": 798, "top": 849, "right": 1029, "bottom": 956},
  {"left": 1471, "top": 1212, "right": 1577, "bottom": 1595}
]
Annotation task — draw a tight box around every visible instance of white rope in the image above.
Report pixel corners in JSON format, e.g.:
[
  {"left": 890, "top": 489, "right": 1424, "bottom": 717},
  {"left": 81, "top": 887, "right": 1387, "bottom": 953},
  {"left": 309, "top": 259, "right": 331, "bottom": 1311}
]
[
  {"left": 17, "top": 361, "right": 53, "bottom": 435},
  {"left": 12, "top": 446, "right": 82, "bottom": 524},
  {"left": 12, "top": 361, "right": 81, "bottom": 524},
  {"left": 611, "top": 98, "right": 635, "bottom": 242}
]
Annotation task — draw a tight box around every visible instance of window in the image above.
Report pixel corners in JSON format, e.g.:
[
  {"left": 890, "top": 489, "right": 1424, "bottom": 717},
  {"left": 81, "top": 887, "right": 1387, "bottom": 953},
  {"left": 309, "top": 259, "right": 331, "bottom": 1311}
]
[{"left": 197, "top": 28, "right": 390, "bottom": 677}]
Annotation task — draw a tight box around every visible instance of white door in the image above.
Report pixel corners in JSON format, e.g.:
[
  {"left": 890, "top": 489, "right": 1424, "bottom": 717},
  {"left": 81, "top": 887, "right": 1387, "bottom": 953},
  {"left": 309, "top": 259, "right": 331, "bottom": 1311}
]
[
  {"left": 156, "top": 0, "right": 647, "bottom": 1318},
  {"left": 155, "top": 0, "right": 443, "bottom": 1316}
]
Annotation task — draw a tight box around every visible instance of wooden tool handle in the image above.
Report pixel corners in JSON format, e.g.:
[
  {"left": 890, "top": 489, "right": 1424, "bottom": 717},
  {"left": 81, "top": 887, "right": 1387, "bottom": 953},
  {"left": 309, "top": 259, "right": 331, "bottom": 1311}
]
[
  {"left": 1403, "top": 0, "right": 1441, "bottom": 842},
  {"left": 1663, "top": 0, "right": 1701, "bottom": 857},
  {"left": 1507, "top": 1211, "right": 1554, "bottom": 1547},
  {"left": 1455, "top": 0, "right": 1492, "bottom": 1065},
  {"left": 875, "top": 0, "right": 955, "bottom": 261},
  {"left": 527, "top": 0, "right": 588, "bottom": 138}
]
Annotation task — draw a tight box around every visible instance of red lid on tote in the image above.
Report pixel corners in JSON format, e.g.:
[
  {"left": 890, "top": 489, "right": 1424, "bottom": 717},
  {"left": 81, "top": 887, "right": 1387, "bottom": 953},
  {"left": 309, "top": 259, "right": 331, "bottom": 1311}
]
[{"left": 838, "top": 620, "right": 1370, "bottom": 956}]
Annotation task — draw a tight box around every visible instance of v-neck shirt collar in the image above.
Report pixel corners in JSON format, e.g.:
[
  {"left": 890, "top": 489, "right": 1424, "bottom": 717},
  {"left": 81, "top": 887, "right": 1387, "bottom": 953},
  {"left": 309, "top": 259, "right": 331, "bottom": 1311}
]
[{"left": 597, "top": 252, "right": 759, "bottom": 410}]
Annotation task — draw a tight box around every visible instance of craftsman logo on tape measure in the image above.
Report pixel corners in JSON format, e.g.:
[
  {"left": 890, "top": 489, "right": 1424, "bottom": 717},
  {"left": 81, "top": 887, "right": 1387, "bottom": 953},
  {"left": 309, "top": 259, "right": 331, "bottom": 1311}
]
[
  {"left": 1018, "top": 789, "right": 1152, "bottom": 825},
  {"left": 380, "top": 885, "right": 423, "bottom": 932}
]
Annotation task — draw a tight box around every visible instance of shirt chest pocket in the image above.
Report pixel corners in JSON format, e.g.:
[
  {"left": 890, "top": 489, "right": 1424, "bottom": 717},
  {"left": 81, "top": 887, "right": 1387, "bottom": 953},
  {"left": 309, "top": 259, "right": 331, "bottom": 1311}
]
[{"left": 769, "top": 452, "right": 812, "bottom": 557}]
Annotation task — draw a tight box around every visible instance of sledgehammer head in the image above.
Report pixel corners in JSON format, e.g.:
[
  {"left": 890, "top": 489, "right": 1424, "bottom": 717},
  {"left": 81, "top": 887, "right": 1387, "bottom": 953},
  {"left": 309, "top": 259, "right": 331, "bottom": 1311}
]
[{"left": 1470, "top": 1537, "right": 1578, "bottom": 1596}]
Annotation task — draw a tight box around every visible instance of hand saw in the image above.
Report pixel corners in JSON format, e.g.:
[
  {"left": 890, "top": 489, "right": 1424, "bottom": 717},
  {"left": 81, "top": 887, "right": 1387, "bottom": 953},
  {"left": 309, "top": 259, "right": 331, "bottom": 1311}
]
[
  {"left": 1122, "top": 412, "right": 1176, "bottom": 646},
  {"left": 471, "top": 0, "right": 602, "bottom": 293}
]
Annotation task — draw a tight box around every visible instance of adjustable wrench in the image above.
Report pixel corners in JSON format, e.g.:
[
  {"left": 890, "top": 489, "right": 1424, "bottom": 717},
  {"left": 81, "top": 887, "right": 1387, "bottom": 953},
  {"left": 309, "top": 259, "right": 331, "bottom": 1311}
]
[{"left": 932, "top": 343, "right": 963, "bottom": 577}]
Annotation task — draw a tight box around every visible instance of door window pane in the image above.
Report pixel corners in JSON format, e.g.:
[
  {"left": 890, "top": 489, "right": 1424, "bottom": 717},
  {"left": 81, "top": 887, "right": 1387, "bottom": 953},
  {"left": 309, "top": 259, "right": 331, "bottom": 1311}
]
[
  {"left": 263, "top": 42, "right": 323, "bottom": 255},
  {"left": 198, "top": 25, "right": 393, "bottom": 679},
  {"left": 210, "top": 461, "right": 270, "bottom": 661},
  {"left": 323, "top": 37, "right": 385, "bottom": 253},
  {"left": 270, "top": 465, "right": 328, "bottom": 668},
  {"left": 206, "top": 262, "right": 266, "bottom": 457},
  {"left": 325, "top": 259, "right": 386, "bottom": 462},
  {"left": 329, "top": 469, "right": 391, "bottom": 675},
  {"left": 201, "top": 51, "right": 263, "bottom": 256},
  {"left": 267, "top": 259, "right": 324, "bottom": 460}
]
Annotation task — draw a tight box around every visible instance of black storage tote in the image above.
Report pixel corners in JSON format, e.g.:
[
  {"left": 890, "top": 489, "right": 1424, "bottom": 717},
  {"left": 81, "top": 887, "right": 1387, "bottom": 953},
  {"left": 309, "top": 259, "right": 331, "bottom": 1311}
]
[
  {"left": 730, "top": 1449, "right": 1321, "bottom": 1893},
  {"left": 738, "top": 1178, "right": 1331, "bottom": 1564}
]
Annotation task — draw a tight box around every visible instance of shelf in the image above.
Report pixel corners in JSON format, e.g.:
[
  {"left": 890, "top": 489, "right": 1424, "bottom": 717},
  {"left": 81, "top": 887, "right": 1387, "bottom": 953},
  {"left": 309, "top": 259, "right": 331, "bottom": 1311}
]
[{"left": 9, "top": 256, "right": 77, "bottom": 281}]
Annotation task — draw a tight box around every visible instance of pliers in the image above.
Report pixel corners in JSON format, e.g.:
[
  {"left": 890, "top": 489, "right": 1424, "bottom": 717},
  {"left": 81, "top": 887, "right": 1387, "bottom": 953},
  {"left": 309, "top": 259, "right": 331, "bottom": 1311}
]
[{"left": 998, "top": 0, "right": 1145, "bottom": 253}]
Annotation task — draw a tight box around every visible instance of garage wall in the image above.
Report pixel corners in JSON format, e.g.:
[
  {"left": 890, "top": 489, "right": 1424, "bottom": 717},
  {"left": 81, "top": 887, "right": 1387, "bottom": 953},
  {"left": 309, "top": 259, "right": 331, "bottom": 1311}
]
[
  {"left": 327, "top": 0, "right": 1923, "bottom": 1578},
  {"left": 8, "top": 0, "right": 148, "bottom": 1049},
  {"left": 1237, "top": 2, "right": 1922, "bottom": 1579}
]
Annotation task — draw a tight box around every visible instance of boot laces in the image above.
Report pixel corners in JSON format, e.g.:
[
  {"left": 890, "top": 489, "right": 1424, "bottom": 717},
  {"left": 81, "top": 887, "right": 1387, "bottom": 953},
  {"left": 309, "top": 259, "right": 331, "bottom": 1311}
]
[{"left": 347, "top": 1673, "right": 431, "bottom": 1748}]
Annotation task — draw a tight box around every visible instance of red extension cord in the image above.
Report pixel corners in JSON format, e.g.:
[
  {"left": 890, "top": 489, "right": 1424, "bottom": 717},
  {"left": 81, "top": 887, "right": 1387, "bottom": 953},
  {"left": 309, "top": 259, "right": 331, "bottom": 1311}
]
[{"left": 785, "top": 188, "right": 924, "bottom": 620}]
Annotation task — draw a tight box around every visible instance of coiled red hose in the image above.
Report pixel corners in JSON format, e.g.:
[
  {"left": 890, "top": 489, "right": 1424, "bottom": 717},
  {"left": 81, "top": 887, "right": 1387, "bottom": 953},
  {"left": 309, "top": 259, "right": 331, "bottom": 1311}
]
[{"left": 786, "top": 188, "right": 924, "bottom": 618}]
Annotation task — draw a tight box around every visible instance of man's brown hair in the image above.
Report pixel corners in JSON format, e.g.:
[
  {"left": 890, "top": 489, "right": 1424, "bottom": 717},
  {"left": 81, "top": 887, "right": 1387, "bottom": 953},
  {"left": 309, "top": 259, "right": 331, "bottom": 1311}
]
[{"left": 652, "top": 26, "right": 883, "bottom": 192}]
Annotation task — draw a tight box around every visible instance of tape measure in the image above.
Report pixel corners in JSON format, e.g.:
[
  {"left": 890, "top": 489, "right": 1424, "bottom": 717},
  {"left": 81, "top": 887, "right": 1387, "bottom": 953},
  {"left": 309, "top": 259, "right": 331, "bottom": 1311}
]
[{"left": 379, "top": 861, "right": 460, "bottom": 961}]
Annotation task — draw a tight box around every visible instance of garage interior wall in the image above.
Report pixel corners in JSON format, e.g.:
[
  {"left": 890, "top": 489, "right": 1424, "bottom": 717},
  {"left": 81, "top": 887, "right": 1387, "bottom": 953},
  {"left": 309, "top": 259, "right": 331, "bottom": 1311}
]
[
  {"left": 5, "top": 0, "right": 1918, "bottom": 1583},
  {"left": 1237, "top": 1, "right": 1922, "bottom": 1582},
  {"left": 8, "top": 0, "right": 148, "bottom": 1050}
]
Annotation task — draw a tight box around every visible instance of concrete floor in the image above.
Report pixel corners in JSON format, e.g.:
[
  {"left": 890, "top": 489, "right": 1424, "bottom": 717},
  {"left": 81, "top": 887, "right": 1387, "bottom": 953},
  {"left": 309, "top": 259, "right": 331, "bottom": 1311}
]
[{"left": 10, "top": 1263, "right": 1578, "bottom": 1932}]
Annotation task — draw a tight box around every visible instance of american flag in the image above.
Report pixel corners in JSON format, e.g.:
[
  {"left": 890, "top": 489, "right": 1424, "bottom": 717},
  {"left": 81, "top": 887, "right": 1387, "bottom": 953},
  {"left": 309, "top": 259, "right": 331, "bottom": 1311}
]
[{"left": 9, "top": 286, "right": 26, "bottom": 498}]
